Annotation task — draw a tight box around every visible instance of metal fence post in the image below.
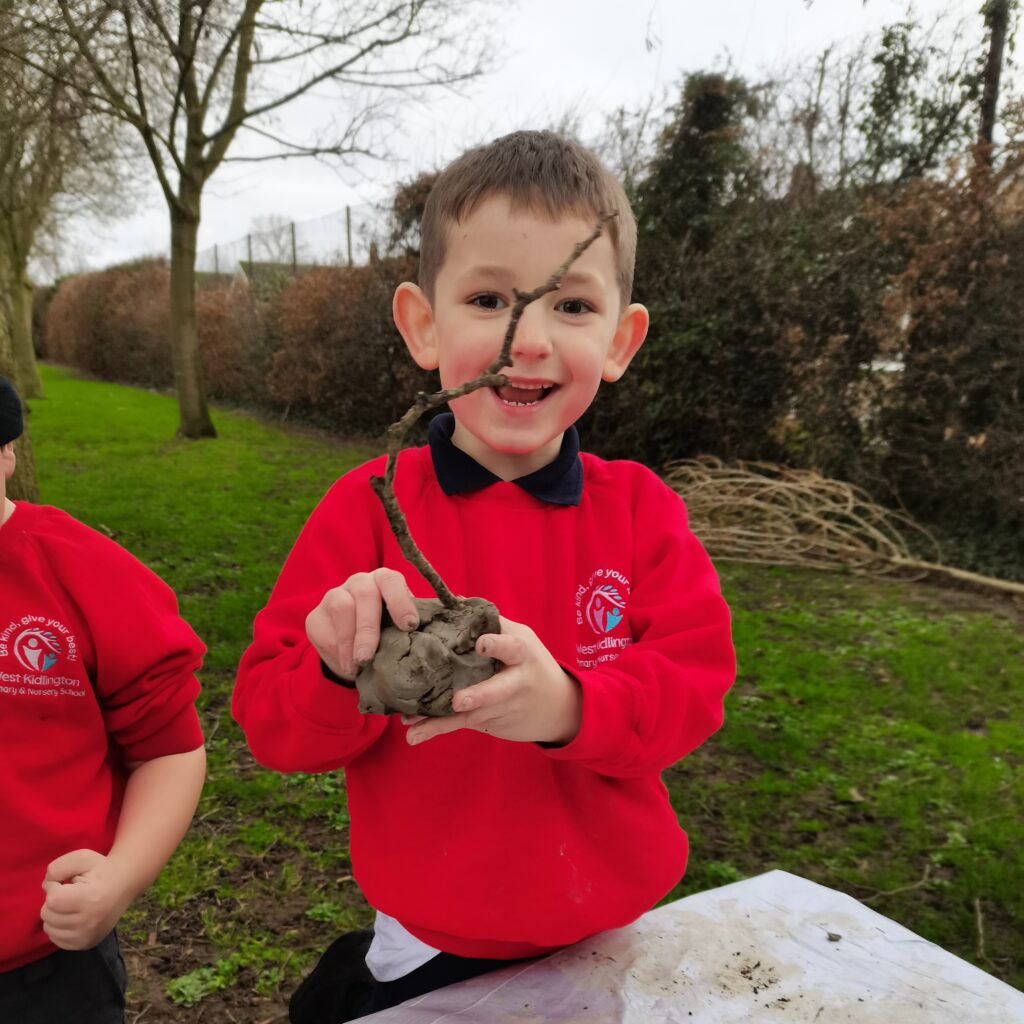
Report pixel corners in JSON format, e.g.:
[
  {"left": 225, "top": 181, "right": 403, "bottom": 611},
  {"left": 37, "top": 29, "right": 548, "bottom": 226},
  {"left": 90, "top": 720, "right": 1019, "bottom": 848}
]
[
  {"left": 291, "top": 221, "right": 297, "bottom": 275},
  {"left": 346, "top": 206, "right": 353, "bottom": 267}
]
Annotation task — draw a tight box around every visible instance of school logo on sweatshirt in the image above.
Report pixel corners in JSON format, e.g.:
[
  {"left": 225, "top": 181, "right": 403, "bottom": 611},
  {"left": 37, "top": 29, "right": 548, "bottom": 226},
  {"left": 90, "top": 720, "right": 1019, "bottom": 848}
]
[
  {"left": 576, "top": 569, "right": 630, "bottom": 634},
  {"left": 575, "top": 568, "right": 633, "bottom": 669},
  {"left": 1, "top": 615, "right": 78, "bottom": 673},
  {"left": 12, "top": 627, "right": 62, "bottom": 673},
  {"left": 0, "top": 616, "right": 83, "bottom": 701},
  {"left": 585, "top": 585, "right": 626, "bottom": 635}
]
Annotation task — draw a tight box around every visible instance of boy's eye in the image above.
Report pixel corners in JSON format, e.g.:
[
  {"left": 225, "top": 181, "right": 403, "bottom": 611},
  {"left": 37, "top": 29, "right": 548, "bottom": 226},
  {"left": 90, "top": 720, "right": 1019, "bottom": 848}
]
[
  {"left": 469, "top": 293, "right": 507, "bottom": 311},
  {"left": 556, "top": 298, "right": 594, "bottom": 316}
]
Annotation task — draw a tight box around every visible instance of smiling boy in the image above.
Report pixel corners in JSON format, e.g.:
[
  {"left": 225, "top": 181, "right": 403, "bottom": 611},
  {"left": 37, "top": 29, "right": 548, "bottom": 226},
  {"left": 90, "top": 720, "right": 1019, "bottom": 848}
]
[{"left": 233, "top": 130, "right": 735, "bottom": 1020}]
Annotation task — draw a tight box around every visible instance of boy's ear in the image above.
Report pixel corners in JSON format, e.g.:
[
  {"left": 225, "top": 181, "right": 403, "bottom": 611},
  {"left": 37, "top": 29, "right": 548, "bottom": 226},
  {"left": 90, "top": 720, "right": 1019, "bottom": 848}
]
[
  {"left": 602, "top": 303, "right": 649, "bottom": 382},
  {"left": 393, "top": 282, "right": 439, "bottom": 371},
  {"left": 0, "top": 443, "right": 16, "bottom": 480}
]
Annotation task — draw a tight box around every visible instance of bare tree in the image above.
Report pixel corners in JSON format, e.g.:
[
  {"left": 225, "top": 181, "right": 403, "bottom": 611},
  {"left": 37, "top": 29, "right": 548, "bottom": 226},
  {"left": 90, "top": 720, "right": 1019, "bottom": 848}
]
[
  {"left": 804, "top": 0, "right": 1018, "bottom": 173},
  {"left": 0, "top": 12, "right": 117, "bottom": 400},
  {"left": 751, "top": 15, "right": 989, "bottom": 199},
  {"left": 3, "top": 1, "right": 487, "bottom": 438},
  {"left": 249, "top": 214, "right": 299, "bottom": 268},
  {"left": 591, "top": 94, "right": 667, "bottom": 199},
  {"left": 0, "top": 292, "right": 38, "bottom": 501}
]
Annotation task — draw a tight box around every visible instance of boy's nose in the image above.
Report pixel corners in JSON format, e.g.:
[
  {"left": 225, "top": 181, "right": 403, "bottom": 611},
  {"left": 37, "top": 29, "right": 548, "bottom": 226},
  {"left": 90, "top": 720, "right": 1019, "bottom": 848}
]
[{"left": 509, "top": 310, "right": 553, "bottom": 361}]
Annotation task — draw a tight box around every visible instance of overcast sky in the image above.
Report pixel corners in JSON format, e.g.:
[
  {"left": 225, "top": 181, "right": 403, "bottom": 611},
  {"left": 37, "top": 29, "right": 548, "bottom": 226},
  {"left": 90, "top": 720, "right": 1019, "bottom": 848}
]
[{"left": 68, "top": 0, "right": 1003, "bottom": 272}]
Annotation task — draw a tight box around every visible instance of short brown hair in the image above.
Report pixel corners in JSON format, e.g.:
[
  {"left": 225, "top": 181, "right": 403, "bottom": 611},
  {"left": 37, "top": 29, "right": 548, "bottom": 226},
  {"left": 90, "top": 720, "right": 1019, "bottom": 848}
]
[{"left": 419, "top": 131, "right": 636, "bottom": 306}]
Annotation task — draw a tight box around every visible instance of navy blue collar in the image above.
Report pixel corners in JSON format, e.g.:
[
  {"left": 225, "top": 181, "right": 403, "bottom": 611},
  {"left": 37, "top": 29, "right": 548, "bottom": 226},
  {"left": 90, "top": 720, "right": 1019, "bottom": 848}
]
[{"left": 427, "top": 412, "right": 583, "bottom": 506}]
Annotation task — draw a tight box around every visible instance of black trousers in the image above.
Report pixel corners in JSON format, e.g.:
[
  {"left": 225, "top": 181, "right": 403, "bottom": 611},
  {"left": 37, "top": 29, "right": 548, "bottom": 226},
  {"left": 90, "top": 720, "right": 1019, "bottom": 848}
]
[
  {"left": 363, "top": 949, "right": 528, "bottom": 1015},
  {"left": 0, "top": 932, "right": 126, "bottom": 1024},
  {"left": 289, "top": 929, "right": 530, "bottom": 1023}
]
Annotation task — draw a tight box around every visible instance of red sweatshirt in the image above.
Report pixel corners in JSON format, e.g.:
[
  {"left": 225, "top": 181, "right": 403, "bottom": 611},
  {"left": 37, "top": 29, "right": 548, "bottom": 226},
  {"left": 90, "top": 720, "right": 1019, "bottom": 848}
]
[
  {"left": 233, "top": 446, "right": 735, "bottom": 959},
  {"left": 0, "top": 503, "right": 205, "bottom": 972}
]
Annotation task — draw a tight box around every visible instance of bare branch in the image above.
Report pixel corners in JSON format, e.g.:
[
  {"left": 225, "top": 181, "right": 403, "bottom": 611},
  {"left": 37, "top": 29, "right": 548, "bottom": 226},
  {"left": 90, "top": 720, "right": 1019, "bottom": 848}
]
[
  {"left": 205, "top": 2, "right": 470, "bottom": 151},
  {"left": 54, "top": 1, "right": 136, "bottom": 127},
  {"left": 121, "top": 4, "right": 181, "bottom": 207},
  {"left": 200, "top": 0, "right": 261, "bottom": 175},
  {"left": 145, "top": 1, "right": 192, "bottom": 157},
  {"left": 224, "top": 146, "right": 377, "bottom": 164},
  {"left": 197, "top": 4, "right": 250, "bottom": 113},
  {"left": 177, "top": 4, "right": 203, "bottom": 124}
]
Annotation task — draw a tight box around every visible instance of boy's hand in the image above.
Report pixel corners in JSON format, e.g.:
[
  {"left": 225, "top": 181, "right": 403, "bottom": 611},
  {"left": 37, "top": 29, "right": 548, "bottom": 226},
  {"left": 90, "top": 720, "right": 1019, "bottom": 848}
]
[
  {"left": 306, "top": 568, "right": 419, "bottom": 680},
  {"left": 39, "top": 849, "right": 135, "bottom": 951},
  {"left": 405, "top": 617, "right": 582, "bottom": 746}
]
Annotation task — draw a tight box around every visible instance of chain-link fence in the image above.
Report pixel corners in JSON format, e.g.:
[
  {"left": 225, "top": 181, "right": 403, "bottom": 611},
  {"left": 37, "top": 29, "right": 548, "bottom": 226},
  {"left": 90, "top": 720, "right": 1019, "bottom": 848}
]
[{"left": 194, "top": 202, "right": 388, "bottom": 283}]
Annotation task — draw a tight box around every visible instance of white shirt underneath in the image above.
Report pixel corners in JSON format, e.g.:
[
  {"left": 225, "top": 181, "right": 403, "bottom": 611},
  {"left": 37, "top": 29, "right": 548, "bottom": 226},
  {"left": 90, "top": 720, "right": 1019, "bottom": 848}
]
[{"left": 365, "top": 911, "right": 441, "bottom": 982}]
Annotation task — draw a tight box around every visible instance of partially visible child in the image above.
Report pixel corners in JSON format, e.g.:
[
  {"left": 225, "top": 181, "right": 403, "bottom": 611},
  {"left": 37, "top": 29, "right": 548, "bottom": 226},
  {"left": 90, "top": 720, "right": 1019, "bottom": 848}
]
[
  {"left": 0, "top": 376, "right": 207, "bottom": 1024},
  {"left": 234, "top": 130, "right": 736, "bottom": 1021}
]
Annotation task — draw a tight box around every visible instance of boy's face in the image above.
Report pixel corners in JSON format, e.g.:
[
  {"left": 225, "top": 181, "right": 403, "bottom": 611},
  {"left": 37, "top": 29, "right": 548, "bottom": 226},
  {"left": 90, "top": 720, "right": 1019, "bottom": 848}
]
[{"left": 395, "top": 195, "right": 648, "bottom": 479}]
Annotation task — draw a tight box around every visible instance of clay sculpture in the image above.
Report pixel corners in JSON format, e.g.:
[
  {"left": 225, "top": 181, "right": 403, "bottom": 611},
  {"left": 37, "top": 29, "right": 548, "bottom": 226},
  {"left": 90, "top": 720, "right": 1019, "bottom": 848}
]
[{"left": 355, "top": 597, "right": 499, "bottom": 716}]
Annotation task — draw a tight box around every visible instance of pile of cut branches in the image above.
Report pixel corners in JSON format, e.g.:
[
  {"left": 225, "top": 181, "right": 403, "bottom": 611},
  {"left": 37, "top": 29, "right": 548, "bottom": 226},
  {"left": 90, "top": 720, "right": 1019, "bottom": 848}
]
[{"left": 664, "top": 457, "right": 1024, "bottom": 597}]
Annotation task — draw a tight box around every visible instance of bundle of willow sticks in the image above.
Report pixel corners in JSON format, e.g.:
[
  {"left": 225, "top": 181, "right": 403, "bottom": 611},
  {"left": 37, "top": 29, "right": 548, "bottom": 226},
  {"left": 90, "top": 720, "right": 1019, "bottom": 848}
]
[{"left": 663, "top": 456, "right": 1023, "bottom": 597}]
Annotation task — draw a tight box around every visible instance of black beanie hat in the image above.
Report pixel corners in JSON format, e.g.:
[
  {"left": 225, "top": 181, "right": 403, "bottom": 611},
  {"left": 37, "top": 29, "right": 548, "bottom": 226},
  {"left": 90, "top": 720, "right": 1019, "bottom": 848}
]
[{"left": 0, "top": 376, "right": 24, "bottom": 446}]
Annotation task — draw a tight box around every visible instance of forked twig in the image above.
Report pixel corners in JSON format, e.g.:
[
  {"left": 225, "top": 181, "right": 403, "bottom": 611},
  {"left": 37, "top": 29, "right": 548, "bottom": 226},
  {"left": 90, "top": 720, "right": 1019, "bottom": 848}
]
[
  {"left": 369, "top": 214, "right": 616, "bottom": 607},
  {"left": 975, "top": 897, "right": 987, "bottom": 963},
  {"left": 863, "top": 864, "right": 933, "bottom": 903}
]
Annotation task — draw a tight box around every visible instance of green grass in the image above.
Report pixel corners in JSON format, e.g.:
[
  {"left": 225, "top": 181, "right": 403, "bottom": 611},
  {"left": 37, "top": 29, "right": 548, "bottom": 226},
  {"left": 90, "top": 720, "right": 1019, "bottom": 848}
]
[
  {"left": 26, "top": 365, "right": 1024, "bottom": 1015},
  {"left": 664, "top": 567, "right": 1023, "bottom": 987}
]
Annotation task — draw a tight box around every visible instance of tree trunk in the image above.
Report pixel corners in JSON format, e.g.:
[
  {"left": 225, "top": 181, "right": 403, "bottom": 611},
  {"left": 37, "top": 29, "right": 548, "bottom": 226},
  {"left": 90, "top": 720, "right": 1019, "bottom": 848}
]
[
  {"left": 10, "top": 272, "right": 44, "bottom": 400},
  {"left": 0, "top": 304, "right": 39, "bottom": 502},
  {"left": 978, "top": 0, "right": 1010, "bottom": 162},
  {"left": 169, "top": 206, "right": 216, "bottom": 438},
  {"left": 9, "top": 427, "right": 39, "bottom": 503}
]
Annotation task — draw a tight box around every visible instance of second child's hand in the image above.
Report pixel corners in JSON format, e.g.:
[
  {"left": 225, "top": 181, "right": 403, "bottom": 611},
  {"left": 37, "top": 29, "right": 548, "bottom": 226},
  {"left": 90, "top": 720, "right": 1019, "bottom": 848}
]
[
  {"left": 39, "top": 850, "right": 134, "bottom": 950},
  {"left": 405, "top": 617, "right": 582, "bottom": 746}
]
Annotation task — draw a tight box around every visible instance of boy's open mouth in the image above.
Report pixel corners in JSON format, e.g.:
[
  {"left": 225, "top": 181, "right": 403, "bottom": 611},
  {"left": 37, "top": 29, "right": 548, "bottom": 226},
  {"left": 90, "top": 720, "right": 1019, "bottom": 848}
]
[{"left": 493, "top": 383, "right": 557, "bottom": 407}]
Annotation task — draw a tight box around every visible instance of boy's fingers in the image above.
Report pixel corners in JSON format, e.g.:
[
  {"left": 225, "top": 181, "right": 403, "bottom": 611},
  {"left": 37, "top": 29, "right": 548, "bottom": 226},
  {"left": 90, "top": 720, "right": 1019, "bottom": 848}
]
[
  {"left": 452, "top": 673, "right": 517, "bottom": 714},
  {"left": 476, "top": 631, "right": 528, "bottom": 667},
  {"left": 41, "top": 900, "right": 79, "bottom": 921},
  {"left": 375, "top": 569, "right": 419, "bottom": 632},
  {"left": 348, "top": 574, "right": 385, "bottom": 665},
  {"left": 42, "top": 884, "right": 83, "bottom": 914},
  {"left": 45, "top": 849, "right": 97, "bottom": 884},
  {"left": 408, "top": 680, "right": 514, "bottom": 741},
  {"left": 319, "top": 589, "right": 356, "bottom": 677},
  {"left": 406, "top": 714, "right": 470, "bottom": 745},
  {"left": 43, "top": 924, "right": 85, "bottom": 950}
]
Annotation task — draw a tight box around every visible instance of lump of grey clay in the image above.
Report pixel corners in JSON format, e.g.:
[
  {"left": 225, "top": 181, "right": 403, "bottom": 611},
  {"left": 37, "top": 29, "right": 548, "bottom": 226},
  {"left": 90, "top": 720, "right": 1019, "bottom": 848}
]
[{"left": 355, "top": 596, "right": 499, "bottom": 716}]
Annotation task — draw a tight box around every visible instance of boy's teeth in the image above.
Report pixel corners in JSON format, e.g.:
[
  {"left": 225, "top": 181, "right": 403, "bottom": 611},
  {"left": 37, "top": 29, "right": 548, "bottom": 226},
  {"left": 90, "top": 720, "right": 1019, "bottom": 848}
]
[{"left": 497, "top": 384, "right": 550, "bottom": 405}]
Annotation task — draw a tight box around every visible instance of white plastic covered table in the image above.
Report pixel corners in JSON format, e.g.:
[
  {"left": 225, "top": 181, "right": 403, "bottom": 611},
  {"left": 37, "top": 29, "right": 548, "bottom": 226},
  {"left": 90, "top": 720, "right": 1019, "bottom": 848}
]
[{"left": 359, "top": 870, "right": 1023, "bottom": 1023}]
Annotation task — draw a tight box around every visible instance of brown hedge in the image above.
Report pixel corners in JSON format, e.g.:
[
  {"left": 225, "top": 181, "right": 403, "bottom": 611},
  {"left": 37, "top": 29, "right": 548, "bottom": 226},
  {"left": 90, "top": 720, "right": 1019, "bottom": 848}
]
[
  {"left": 45, "top": 260, "right": 172, "bottom": 389},
  {"left": 42, "top": 258, "right": 435, "bottom": 437},
  {"left": 197, "top": 283, "right": 270, "bottom": 404},
  {"left": 268, "top": 258, "right": 434, "bottom": 437}
]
